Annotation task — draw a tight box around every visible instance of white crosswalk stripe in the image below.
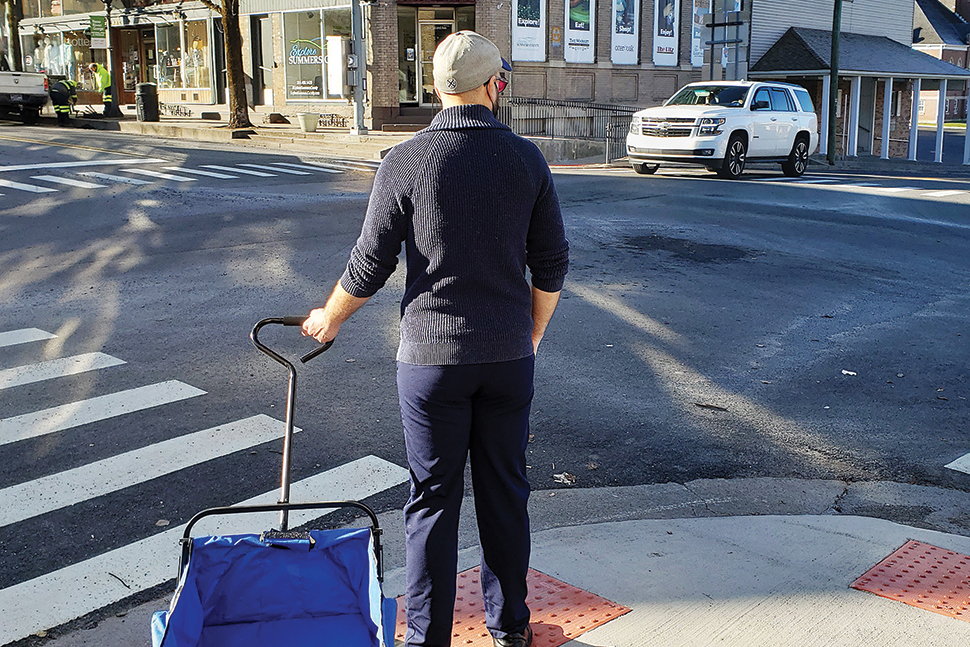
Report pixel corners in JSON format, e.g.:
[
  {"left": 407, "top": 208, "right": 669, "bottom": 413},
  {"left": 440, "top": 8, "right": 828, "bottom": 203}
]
[
  {"left": 334, "top": 159, "right": 382, "bottom": 170},
  {"left": 0, "top": 178, "right": 58, "bottom": 193},
  {"left": 202, "top": 164, "right": 276, "bottom": 177},
  {"left": 0, "top": 455, "right": 409, "bottom": 645},
  {"left": 164, "top": 167, "right": 239, "bottom": 179},
  {"left": 924, "top": 190, "right": 966, "bottom": 198},
  {"left": 0, "top": 159, "right": 167, "bottom": 173},
  {"left": 30, "top": 175, "right": 106, "bottom": 189},
  {"left": 239, "top": 163, "right": 311, "bottom": 175},
  {"left": 272, "top": 162, "right": 341, "bottom": 174},
  {"left": 78, "top": 171, "right": 153, "bottom": 185},
  {"left": 0, "top": 380, "right": 205, "bottom": 447},
  {"left": 307, "top": 161, "right": 371, "bottom": 172},
  {"left": 0, "top": 415, "right": 297, "bottom": 527},
  {"left": 0, "top": 353, "right": 125, "bottom": 391},
  {"left": 0, "top": 328, "right": 56, "bottom": 348},
  {"left": 122, "top": 168, "right": 198, "bottom": 182}
]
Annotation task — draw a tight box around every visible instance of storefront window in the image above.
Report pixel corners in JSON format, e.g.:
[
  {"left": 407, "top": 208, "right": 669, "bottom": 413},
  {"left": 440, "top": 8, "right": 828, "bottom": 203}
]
[
  {"left": 21, "top": 30, "right": 101, "bottom": 83},
  {"left": 456, "top": 6, "right": 475, "bottom": 31},
  {"left": 284, "top": 10, "right": 325, "bottom": 100},
  {"left": 154, "top": 21, "right": 209, "bottom": 90},
  {"left": 62, "top": 30, "right": 93, "bottom": 85},
  {"left": 22, "top": 32, "right": 65, "bottom": 75},
  {"left": 156, "top": 23, "right": 181, "bottom": 89},
  {"left": 398, "top": 6, "right": 416, "bottom": 103},
  {"left": 183, "top": 20, "right": 209, "bottom": 89},
  {"left": 283, "top": 6, "right": 350, "bottom": 101}
]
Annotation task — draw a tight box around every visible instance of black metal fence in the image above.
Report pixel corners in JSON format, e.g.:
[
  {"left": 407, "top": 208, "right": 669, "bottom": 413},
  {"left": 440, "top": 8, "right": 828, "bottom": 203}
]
[{"left": 496, "top": 97, "right": 637, "bottom": 162}]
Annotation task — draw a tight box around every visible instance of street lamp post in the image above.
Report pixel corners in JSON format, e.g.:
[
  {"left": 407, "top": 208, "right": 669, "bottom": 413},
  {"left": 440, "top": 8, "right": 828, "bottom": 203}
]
[
  {"left": 349, "top": 0, "right": 367, "bottom": 134},
  {"left": 100, "top": 0, "right": 123, "bottom": 118}
]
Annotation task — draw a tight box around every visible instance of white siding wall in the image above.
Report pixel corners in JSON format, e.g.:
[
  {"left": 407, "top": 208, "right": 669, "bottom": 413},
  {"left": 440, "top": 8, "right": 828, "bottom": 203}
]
[{"left": 750, "top": 0, "right": 915, "bottom": 64}]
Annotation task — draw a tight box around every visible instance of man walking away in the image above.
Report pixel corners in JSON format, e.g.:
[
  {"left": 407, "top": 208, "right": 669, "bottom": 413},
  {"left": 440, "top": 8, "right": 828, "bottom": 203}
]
[
  {"left": 49, "top": 78, "right": 78, "bottom": 126},
  {"left": 88, "top": 63, "right": 114, "bottom": 116},
  {"left": 302, "top": 30, "right": 568, "bottom": 647}
]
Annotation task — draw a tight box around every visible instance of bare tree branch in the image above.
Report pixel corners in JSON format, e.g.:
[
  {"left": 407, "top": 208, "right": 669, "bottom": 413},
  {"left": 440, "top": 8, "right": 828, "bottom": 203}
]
[{"left": 196, "top": 0, "right": 223, "bottom": 16}]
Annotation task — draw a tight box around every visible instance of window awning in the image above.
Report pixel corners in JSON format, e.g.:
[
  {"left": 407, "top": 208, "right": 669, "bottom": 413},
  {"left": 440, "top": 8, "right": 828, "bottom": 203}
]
[{"left": 749, "top": 27, "right": 970, "bottom": 80}]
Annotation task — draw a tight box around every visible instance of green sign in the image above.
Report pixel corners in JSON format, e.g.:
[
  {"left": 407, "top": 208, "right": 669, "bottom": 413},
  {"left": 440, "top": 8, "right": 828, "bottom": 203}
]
[{"left": 90, "top": 16, "right": 107, "bottom": 49}]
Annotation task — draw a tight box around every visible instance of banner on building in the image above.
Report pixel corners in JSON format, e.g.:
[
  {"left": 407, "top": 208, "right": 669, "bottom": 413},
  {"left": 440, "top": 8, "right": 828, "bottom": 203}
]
[
  {"left": 512, "top": 0, "right": 546, "bottom": 61},
  {"left": 691, "top": 0, "right": 709, "bottom": 67},
  {"left": 564, "top": 0, "right": 595, "bottom": 63},
  {"left": 89, "top": 16, "right": 107, "bottom": 50},
  {"left": 652, "top": 0, "right": 679, "bottom": 66},
  {"left": 610, "top": 0, "right": 638, "bottom": 64}
]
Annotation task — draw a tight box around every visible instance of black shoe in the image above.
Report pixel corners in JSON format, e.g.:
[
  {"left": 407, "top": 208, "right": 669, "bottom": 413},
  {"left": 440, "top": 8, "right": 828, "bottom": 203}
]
[{"left": 493, "top": 625, "right": 532, "bottom": 647}]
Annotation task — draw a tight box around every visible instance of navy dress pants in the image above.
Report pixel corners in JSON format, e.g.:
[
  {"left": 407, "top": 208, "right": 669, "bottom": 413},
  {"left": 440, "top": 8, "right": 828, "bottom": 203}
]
[{"left": 397, "top": 356, "right": 534, "bottom": 647}]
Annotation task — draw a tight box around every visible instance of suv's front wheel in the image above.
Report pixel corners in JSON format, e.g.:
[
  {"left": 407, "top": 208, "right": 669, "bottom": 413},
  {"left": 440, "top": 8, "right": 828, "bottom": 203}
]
[
  {"left": 781, "top": 137, "right": 810, "bottom": 177},
  {"left": 632, "top": 162, "right": 659, "bottom": 175},
  {"left": 717, "top": 134, "right": 747, "bottom": 179}
]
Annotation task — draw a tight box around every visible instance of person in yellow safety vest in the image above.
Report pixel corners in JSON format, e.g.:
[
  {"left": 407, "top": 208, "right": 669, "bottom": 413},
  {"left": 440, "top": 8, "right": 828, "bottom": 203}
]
[
  {"left": 49, "top": 78, "right": 78, "bottom": 126},
  {"left": 88, "top": 62, "right": 113, "bottom": 115}
]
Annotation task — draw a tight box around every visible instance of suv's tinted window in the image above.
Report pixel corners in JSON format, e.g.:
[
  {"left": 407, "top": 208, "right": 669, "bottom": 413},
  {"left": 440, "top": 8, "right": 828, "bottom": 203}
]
[
  {"left": 666, "top": 85, "right": 749, "bottom": 106},
  {"left": 793, "top": 88, "right": 814, "bottom": 112},
  {"left": 769, "top": 88, "right": 793, "bottom": 111},
  {"left": 752, "top": 88, "right": 770, "bottom": 109}
]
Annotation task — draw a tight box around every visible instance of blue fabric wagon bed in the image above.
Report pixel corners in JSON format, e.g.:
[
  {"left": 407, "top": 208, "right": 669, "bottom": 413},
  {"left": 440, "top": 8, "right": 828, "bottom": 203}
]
[{"left": 151, "top": 527, "right": 396, "bottom": 647}]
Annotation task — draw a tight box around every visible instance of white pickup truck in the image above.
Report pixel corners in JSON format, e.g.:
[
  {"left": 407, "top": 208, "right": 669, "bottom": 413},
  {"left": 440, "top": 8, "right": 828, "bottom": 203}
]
[
  {"left": 0, "top": 71, "right": 50, "bottom": 123},
  {"left": 626, "top": 80, "right": 819, "bottom": 179}
]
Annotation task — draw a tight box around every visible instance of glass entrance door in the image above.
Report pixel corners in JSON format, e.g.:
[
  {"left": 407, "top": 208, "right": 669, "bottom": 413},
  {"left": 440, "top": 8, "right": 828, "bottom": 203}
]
[{"left": 417, "top": 20, "right": 453, "bottom": 106}]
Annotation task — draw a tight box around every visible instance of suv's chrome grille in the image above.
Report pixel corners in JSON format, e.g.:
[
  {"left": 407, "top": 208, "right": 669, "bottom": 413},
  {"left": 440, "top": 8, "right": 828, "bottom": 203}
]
[{"left": 641, "top": 121, "right": 694, "bottom": 138}]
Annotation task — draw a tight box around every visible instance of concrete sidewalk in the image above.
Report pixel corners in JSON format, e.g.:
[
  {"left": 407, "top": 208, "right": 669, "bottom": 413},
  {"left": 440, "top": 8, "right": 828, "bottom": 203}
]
[
  {"left": 37, "top": 478, "right": 970, "bottom": 647},
  {"left": 46, "top": 109, "right": 414, "bottom": 161}
]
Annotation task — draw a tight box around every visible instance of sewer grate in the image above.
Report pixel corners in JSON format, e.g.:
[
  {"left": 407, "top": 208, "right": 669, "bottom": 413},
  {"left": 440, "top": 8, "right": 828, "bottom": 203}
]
[
  {"left": 394, "top": 566, "right": 631, "bottom": 646},
  {"left": 851, "top": 539, "right": 970, "bottom": 621}
]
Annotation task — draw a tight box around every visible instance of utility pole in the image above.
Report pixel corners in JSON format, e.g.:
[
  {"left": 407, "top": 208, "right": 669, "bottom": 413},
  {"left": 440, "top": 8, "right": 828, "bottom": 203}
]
[
  {"left": 349, "top": 0, "right": 367, "bottom": 134},
  {"left": 826, "top": 0, "right": 842, "bottom": 165}
]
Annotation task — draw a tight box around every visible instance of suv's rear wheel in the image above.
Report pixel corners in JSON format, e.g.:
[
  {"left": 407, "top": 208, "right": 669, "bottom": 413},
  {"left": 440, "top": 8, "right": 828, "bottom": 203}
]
[
  {"left": 717, "top": 135, "right": 747, "bottom": 179},
  {"left": 632, "top": 162, "right": 659, "bottom": 175},
  {"left": 781, "top": 137, "right": 809, "bottom": 177}
]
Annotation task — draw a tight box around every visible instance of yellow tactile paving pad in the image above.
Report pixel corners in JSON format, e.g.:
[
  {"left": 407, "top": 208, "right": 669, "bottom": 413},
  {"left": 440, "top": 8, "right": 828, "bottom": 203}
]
[
  {"left": 852, "top": 539, "right": 970, "bottom": 621},
  {"left": 394, "top": 566, "right": 631, "bottom": 646}
]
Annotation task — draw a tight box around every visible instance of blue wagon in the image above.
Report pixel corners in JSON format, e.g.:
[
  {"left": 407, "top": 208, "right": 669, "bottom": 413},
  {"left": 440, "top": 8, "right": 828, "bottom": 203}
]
[{"left": 151, "top": 318, "right": 396, "bottom": 647}]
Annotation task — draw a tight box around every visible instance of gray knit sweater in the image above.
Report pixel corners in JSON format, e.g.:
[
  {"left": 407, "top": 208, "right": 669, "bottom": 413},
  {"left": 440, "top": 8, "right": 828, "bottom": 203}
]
[{"left": 339, "top": 104, "right": 569, "bottom": 366}]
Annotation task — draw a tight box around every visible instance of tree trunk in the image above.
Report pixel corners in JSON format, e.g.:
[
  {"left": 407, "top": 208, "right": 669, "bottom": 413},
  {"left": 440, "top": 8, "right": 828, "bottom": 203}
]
[
  {"left": 4, "top": 0, "right": 24, "bottom": 72},
  {"left": 222, "top": 0, "right": 252, "bottom": 129}
]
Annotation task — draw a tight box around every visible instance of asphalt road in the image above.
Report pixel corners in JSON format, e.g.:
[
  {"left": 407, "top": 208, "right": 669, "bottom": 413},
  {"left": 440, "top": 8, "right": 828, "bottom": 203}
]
[{"left": 1, "top": 123, "right": 969, "bottom": 643}]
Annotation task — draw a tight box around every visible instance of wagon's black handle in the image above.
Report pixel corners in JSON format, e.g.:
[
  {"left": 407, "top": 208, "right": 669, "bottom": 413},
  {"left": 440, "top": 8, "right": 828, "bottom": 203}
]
[{"left": 253, "top": 317, "right": 334, "bottom": 363}]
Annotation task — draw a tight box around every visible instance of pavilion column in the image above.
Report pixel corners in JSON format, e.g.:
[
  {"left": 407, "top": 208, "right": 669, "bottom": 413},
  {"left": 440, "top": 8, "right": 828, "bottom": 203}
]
[
  {"left": 881, "top": 77, "right": 893, "bottom": 159},
  {"left": 820, "top": 75, "right": 831, "bottom": 156},
  {"left": 847, "top": 76, "right": 861, "bottom": 156},
  {"left": 935, "top": 79, "right": 947, "bottom": 163},
  {"left": 964, "top": 93, "right": 970, "bottom": 165},
  {"left": 908, "top": 78, "right": 921, "bottom": 161}
]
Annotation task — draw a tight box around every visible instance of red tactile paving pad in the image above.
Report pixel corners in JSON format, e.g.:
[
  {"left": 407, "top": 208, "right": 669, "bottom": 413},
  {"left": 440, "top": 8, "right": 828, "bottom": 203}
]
[
  {"left": 851, "top": 540, "right": 970, "bottom": 621},
  {"left": 394, "top": 567, "right": 631, "bottom": 646}
]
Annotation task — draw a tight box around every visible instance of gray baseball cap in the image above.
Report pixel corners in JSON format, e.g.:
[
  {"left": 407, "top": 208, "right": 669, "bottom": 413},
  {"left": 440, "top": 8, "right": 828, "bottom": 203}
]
[{"left": 433, "top": 31, "right": 512, "bottom": 95}]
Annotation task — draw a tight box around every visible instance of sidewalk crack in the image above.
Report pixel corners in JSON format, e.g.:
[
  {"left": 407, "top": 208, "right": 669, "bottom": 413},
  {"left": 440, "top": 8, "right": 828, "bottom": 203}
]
[
  {"left": 828, "top": 481, "right": 850, "bottom": 514},
  {"left": 682, "top": 482, "right": 715, "bottom": 516}
]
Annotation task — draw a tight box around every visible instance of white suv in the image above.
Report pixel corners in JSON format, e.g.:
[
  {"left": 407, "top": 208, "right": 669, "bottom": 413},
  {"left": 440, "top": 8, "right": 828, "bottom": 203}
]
[{"left": 626, "top": 81, "right": 819, "bottom": 179}]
